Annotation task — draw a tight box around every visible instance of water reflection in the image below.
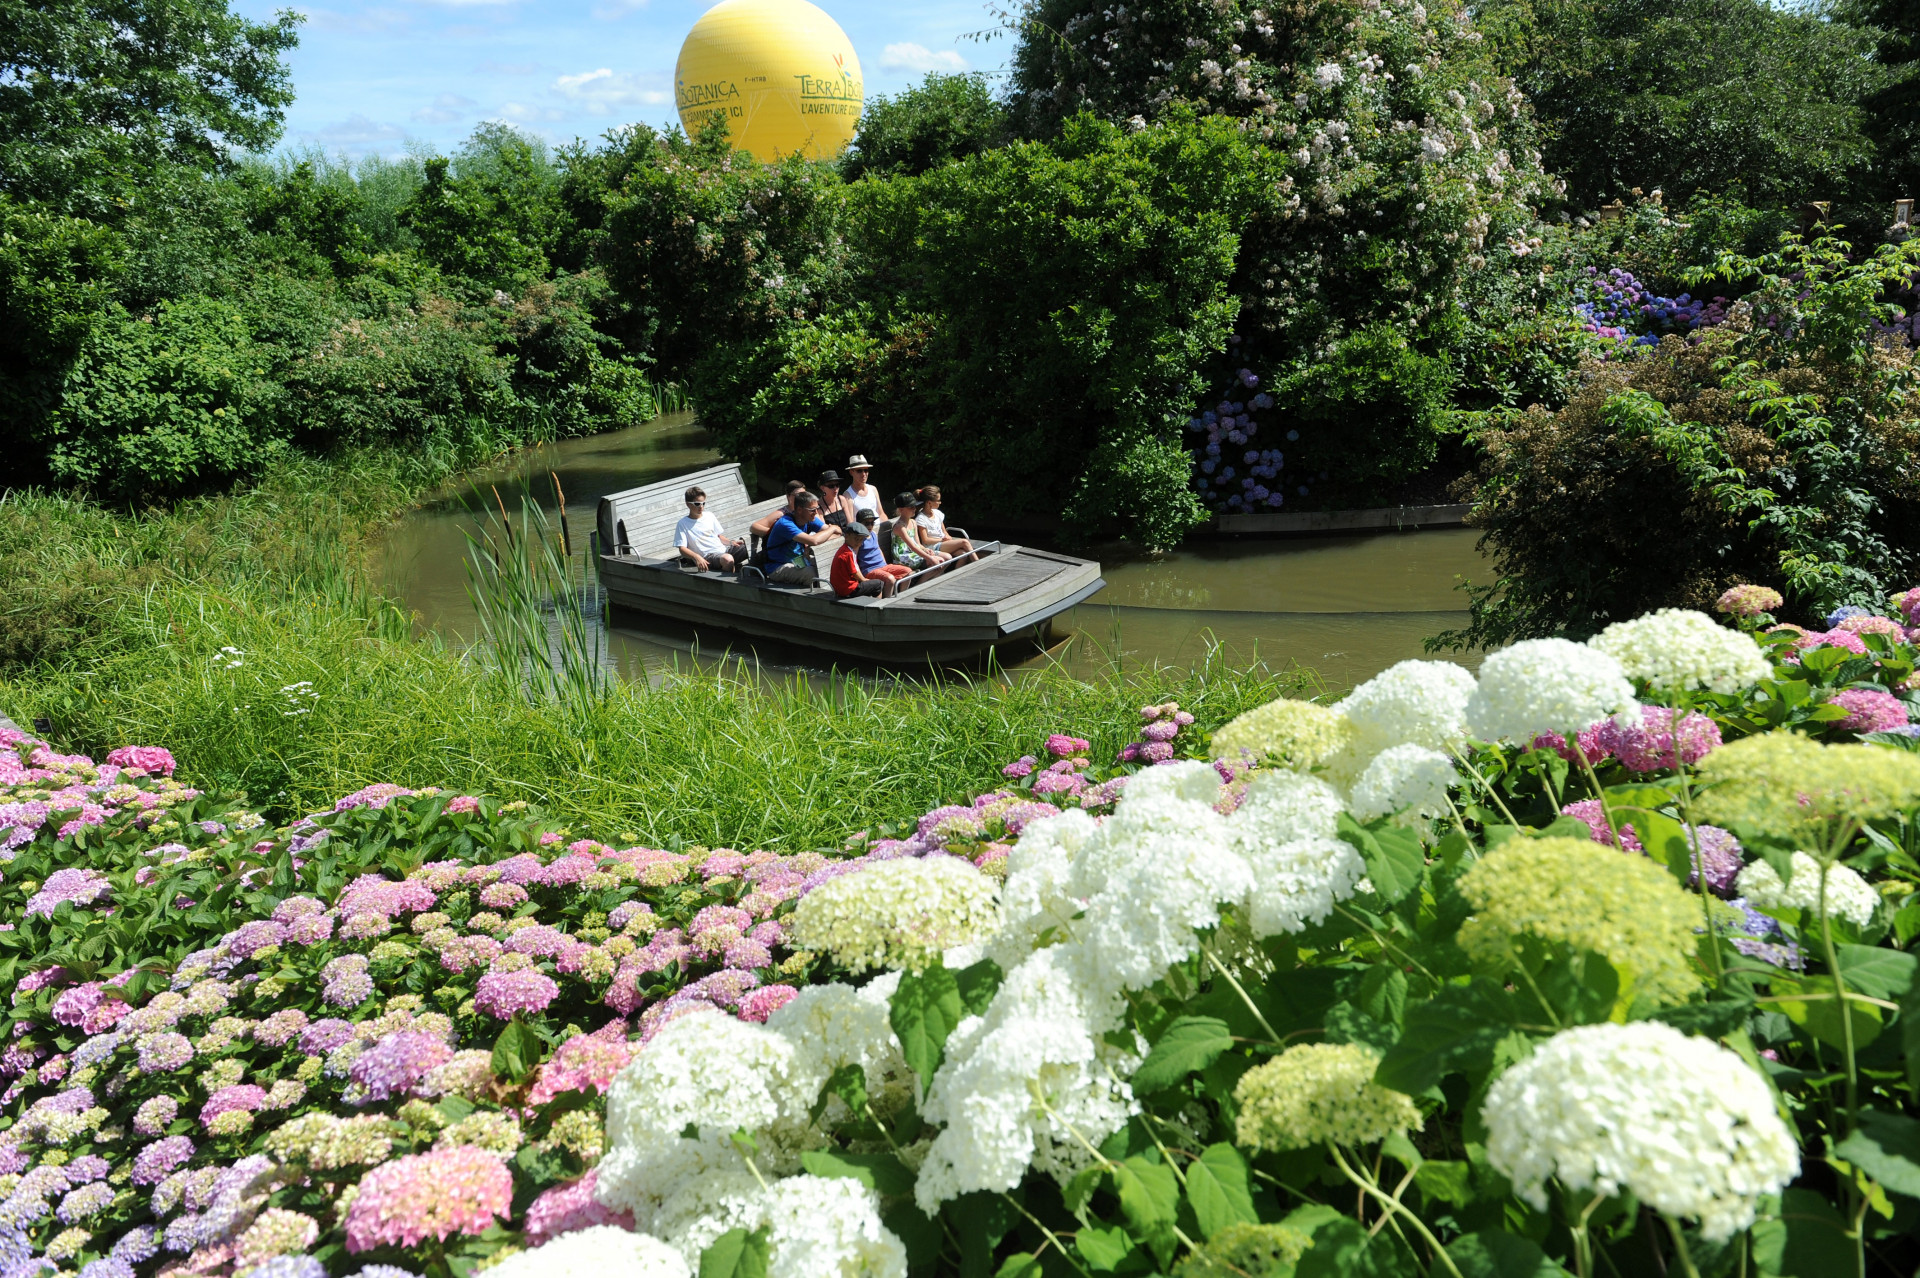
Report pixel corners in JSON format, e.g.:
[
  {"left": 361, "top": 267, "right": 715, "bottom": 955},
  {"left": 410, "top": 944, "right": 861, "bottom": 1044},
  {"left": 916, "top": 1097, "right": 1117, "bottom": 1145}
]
[{"left": 371, "top": 415, "right": 1492, "bottom": 690}]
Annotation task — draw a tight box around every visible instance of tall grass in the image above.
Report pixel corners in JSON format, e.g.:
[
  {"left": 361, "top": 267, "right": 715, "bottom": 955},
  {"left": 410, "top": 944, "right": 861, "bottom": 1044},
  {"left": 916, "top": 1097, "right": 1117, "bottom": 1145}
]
[
  {"left": 2, "top": 440, "right": 1317, "bottom": 847},
  {"left": 463, "top": 480, "right": 610, "bottom": 716}
]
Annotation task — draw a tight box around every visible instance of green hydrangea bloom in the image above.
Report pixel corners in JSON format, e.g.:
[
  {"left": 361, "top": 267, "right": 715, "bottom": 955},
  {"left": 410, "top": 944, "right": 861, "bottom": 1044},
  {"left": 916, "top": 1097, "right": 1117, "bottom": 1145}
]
[
  {"left": 1457, "top": 836, "right": 1700, "bottom": 1006},
  {"left": 1175, "top": 1222, "right": 1313, "bottom": 1278},
  {"left": 1211, "top": 698, "right": 1356, "bottom": 772},
  {"left": 1234, "top": 1042, "right": 1421, "bottom": 1151},
  {"left": 1694, "top": 731, "right": 1920, "bottom": 838}
]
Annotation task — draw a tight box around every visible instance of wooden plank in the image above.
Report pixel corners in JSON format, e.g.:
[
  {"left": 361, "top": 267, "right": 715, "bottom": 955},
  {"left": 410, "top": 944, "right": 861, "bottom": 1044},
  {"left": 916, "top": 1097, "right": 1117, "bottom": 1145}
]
[
  {"left": 596, "top": 463, "right": 750, "bottom": 553},
  {"left": 1210, "top": 503, "right": 1471, "bottom": 535},
  {"left": 909, "top": 552, "right": 1060, "bottom": 604}
]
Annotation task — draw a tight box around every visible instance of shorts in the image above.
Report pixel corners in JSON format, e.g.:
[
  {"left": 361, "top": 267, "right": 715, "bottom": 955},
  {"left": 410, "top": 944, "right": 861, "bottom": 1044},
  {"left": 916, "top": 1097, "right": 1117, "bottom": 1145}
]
[
  {"left": 836, "top": 578, "right": 885, "bottom": 599},
  {"left": 769, "top": 562, "right": 814, "bottom": 585},
  {"left": 871, "top": 564, "right": 911, "bottom": 583}
]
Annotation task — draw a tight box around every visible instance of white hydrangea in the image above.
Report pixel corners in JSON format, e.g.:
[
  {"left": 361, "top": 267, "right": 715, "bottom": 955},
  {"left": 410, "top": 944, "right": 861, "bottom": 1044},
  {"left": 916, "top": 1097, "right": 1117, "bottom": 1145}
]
[
  {"left": 1238, "top": 836, "right": 1368, "bottom": 937},
  {"left": 789, "top": 855, "right": 1000, "bottom": 972},
  {"left": 1065, "top": 764, "right": 1227, "bottom": 902},
  {"left": 1589, "top": 609, "right": 1772, "bottom": 693},
  {"left": 650, "top": 1168, "right": 775, "bottom": 1263},
  {"left": 766, "top": 974, "right": 910, "bottom": 1117},
  {"left": 485, "top": 1225, "right": 690, "bottom": 1278},
  {"left": 1465, "top": 638, "right": 1637, "bottom": 742},
  {"left": 597, "top": 1008, "right": 805, "bottom": 1219},
  {"left": 1484, "top": 1022, "right": 1799, "bottom": 1242},
  {"left": 1347, "top": 745, "right": 1460, "bottom": 823},
  {"left": 1232, "top": 769, "right": 1345, "bottom": 842},
  {"left": 763, "top": 1174, "right": 908, "bottom": 1278},
  {"left": 1735, "top": 852, "right": 1879, "bottom": 927},
  {"left": 1338, "top": 659, "right": 1478, "bottom": 756},
  {"left": 915, "top": 946, "right": 1133, "bottom": 1213},
  {"left": 985, "top": 809, "right": 1095, "bottom": 972}
]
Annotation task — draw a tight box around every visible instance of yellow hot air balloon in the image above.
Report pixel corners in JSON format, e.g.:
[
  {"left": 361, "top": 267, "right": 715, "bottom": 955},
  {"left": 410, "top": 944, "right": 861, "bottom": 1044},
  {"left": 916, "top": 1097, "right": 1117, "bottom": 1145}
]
[{"left": 675, "top": 0, "right": 863, "bottom": 163}]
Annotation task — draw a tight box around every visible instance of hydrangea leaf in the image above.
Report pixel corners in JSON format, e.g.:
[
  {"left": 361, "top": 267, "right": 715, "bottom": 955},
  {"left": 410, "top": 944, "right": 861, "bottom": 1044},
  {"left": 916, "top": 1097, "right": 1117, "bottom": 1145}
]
[
  {"left": 1185, "top": 1143, "right": 1258, "bottom": 1238},
  {"left": 1750, "top": 1188, "right": 1855, "bottom": 1277},
  {"left": 1335, "top": 813, "right": 1425, "bottom": 903},
  {"left": 488, "top": 1016, "right": 540, "bottom": 1083},
  {"left": 1073, "top": 1224, "right": 1140, "bottom": 1272},
  {"left": 1834, "top": 945, "right": 1916, "bottom": 1001},
  {"left": 890, "top": 958, "right": 966, "bottom": 1088},
  {"left": 882, "top": 1201, "right": 944, "bottom": 1268},
  {"left": 948, "top": 1191, "right": 1020, "bottom": 1278},
  {"left": 1375, "top": 977, "right": 1527, "bottom": 1095},
  {"left": 1443, "top": 1230, "right": 1572, "bottom": 1277},
  {"left": 995, "top": 1254, "right": 1044, "bottom": 1278},
  {"left": 1114, "top": 1155, "right": 1181, "bottom": 1264},
  {"left": 1132, "top": 1016, "right": 1233, "bottom": 1093},
  {"left": 1833, "top": 1108, "right": 1920, "bottom": 1198},
  {"left": 1412, "top": 1160, "right": 1474, "bottom": 1207},
  {"left": 800, "top": 1149, "right": 917, "bottom": 1199},
  {"left": 698, "top": 1226, "right": 771, "bottom": 1278}
]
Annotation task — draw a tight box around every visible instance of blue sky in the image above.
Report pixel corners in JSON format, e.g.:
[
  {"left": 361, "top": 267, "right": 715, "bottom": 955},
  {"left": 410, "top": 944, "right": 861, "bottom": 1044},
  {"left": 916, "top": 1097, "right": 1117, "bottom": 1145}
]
[{"left": 235, "top": 0, "right": 1012, "bottom": 159}]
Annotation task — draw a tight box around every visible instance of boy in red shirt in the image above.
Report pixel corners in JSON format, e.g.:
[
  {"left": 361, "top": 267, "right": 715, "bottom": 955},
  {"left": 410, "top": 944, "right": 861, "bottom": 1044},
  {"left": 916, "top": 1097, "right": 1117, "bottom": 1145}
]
[{"left": 829, "top": 522, "right": 893, "bottom": 598}]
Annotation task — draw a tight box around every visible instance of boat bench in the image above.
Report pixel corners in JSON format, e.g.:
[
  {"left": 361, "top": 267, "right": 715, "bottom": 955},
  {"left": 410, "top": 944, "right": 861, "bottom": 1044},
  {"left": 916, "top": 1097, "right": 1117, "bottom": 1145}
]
[{"left": 595, "top": 461, "right": 830, "bottom": 587}]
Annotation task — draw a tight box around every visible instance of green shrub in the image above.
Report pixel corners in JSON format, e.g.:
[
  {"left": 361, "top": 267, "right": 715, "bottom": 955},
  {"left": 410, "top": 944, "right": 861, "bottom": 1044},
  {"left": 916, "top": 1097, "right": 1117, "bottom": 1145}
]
[
  {"left": 691, "top": 112, "right": 1260, "bottom": 547},
  {"left": 1449, "top": 230, "right": 1920, "bottom": 645},
  {"left": 38, "top": 295, "right": 286, "bottom": 499},
  {"left": 1269, "top": 324, "right": 1458, "bottom": 499},
  {"left": 840, "top": 72, "right": 1008, "bottom": 180}
]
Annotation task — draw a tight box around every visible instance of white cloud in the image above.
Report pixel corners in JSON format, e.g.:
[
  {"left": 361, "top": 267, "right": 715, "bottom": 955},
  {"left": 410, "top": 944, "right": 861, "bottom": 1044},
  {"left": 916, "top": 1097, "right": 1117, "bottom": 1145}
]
[
  {"left": 412, "top": 92, "right": 477, "bottom": 124},
  {"left": 879, "top": 42, "right": 967, "bottom": 73},
  {"left": 551, "top": 67, "right": 670, "bottom": 111},
  {"left": 591, "top": 0, "right": 646, "bottom": 19},
  {"left": 497, "top": 101, "right": 570, "bottom": 124}
]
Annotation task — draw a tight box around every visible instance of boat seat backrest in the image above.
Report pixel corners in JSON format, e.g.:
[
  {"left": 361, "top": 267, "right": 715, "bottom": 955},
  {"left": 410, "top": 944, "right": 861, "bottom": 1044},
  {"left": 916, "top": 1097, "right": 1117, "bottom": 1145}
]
[{"left": 596, "top": 463, "right": 783, "bottom": 559}]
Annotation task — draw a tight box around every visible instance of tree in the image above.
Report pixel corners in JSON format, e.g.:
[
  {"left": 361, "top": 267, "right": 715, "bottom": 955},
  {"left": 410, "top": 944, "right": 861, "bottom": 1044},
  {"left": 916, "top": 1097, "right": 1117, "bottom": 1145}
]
[
  {"left": 1478, "top": 0, "right": 1882, "bottom": 207},
  {"left": 839, "top": 73, "right": 1008, "bottom": 181},
  {"left": 0, "top": 0, "right": 301, "bottom": 216},
  {"left": 1838, "top": 0, "right": 1920, "bottom": 203},
  {"left": 400, "top": 123, "right": 564, "bottom": 295}
]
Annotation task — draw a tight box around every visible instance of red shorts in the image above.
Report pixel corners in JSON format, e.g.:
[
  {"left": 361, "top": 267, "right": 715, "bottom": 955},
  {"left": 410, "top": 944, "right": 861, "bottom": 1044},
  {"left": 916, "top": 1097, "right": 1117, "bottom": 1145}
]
[{"left": 870, "top": 564, "right": 911, "bottom": 582}]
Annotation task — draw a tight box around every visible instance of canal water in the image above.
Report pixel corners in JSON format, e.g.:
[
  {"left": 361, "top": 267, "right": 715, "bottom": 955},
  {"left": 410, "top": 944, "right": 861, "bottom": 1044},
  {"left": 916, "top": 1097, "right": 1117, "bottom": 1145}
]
[{"left": 370, "top": 414, "right": 1490, "bottom": 689}]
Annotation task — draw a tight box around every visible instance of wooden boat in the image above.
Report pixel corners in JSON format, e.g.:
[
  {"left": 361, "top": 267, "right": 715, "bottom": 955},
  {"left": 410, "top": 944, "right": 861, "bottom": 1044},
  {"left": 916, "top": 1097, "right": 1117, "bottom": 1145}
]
[{"left": 594, "top": 463, "right": 1105, "bottom": 663}]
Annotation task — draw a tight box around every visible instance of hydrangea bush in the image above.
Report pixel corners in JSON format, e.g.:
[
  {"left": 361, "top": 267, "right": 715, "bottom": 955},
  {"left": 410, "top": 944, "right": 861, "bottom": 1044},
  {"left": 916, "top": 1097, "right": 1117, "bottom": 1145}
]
[{"left": 13, "top": 590, "right": 1920, "bottom": 1275}]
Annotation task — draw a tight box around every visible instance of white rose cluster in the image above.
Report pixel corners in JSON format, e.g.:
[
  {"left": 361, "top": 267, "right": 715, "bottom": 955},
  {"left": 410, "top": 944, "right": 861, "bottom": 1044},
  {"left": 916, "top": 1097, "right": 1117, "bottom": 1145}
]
[
  {"left": 1465, "top": 639, "right": 1638, "bottom": 742},
  {"left": 1589, "top": 609, "right": 1772, "bottom": 693},
  {"left": 1734, "top": 852, "right": 1879, "bottom": 928},
  {"left": 1484, "top": 1022, "right": 1799, "bottom": 1242}
]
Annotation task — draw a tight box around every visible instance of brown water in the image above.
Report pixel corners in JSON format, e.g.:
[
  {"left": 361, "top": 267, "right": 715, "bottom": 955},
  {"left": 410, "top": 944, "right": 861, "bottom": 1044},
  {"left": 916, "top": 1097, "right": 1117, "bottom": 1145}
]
[{"left": 370, "top": 414, "right": 1490, "bottom": 689}]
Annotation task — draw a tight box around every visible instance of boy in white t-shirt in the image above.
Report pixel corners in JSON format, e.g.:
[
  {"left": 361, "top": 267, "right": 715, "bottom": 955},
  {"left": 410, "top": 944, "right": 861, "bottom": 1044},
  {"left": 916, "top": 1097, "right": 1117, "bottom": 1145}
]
[{"left": 673, "top": 486, "right": 746, "bottom": 572}]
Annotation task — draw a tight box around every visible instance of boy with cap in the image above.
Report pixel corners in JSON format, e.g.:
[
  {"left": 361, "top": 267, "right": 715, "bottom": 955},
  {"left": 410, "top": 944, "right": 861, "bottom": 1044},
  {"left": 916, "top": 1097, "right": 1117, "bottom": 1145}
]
[{"left": 829, "top": 521, "right": 893, "bottom": 598}]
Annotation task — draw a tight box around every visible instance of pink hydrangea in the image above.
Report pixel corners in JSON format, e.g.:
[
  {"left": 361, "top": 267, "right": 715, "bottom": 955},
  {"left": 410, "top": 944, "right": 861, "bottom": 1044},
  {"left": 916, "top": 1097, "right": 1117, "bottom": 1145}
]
[
  {"left": 351, "top": 1031, "right": 455, "bottom": 1102},
  {"left": 527, "top": 1024, "right": 631, "bottom": 1107},
  {"left": 1835, "top": 614, "right": 1904, "bottom": 639},
  {"left": 522, "top": 1169, "right": 633, "bottom": 1246},
  {"left": 342, "top": 1145, "right": 512, "bottom": 1251},
  {"left": 1830, "top": 688, "right": 1910, "bottom": 734},
  {"left": 1593, "top": 706, "right": 1722, "bottom": 772},
  {"left": 105, "top": 746, "right": 177, "bottom": 776},
  {"left": 473, "top": 969, "right": 558, "bottom": 1019},
  {"left": 1045, "top": 734, "right": 1091, "bottom": 758},
  {"left": 333, "top": 784, "right": 415, "bottom": 812},
  {"left": 443, "top": 796, "right": 481, "bottom": 815},
  {"left": 737, "top": 985, "right": 800, "bottom": 1023},
  {"left": 200, "top": 1085, "right": 267, "bottom": 1129},
  {"left": 335, "top": 874, "right": 437, "bottom": 919},
  {"left": 1561, "top": 799, "right": 1643, "bottom": 854},
  {"left": 1002, "top": 756, "right": 1038, "bottom": 778},
  {"left": 1529, "top": 721, "right": 1612, "bottom": 765},
  {"left": 1715, "top": 585, "right": 1783, "bottom": 618},
  {"left": 478, "top": 882, "right": 528, "bottom": 911}
]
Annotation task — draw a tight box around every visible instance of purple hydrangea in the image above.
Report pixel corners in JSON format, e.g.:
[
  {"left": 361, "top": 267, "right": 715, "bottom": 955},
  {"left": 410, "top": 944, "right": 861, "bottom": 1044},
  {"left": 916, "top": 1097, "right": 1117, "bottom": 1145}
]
[
  {"left": 110, "top": 1226, "right": 160, "bottom": 1264},
  {"left": 242, "top": 1258, "right": 328, "bottom": 1278},
  {"left": 225, "top": 920, "right": 288, "bottom": 959},
  {"left": 135, "top": 1033, "right": 193, "bottom": 1074},
  {"left": 1688, "top": 825, "right": 1745, "bottom": 896},
  {"left": 320, "top": 955, "right": 372, "bottom": 1008},
  {"left": 298, "top": 1018, "right": 355, "bottom": 1055},
  {"left": 349, "top": 1032, "right": 454, "bottom": 1102},
  {"left": 132, "top": 1136, "right": 196, "bottom": 1186},
  {"left": 26, "top": 869, "right": 110, "bottom": 917}
]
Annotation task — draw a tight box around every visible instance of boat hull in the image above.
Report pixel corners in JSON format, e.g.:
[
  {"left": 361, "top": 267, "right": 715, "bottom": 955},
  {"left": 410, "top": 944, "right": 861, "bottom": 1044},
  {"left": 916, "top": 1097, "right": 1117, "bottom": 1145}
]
[{"left": 597, "top": 545, "right": 1105, "bottom": 664}]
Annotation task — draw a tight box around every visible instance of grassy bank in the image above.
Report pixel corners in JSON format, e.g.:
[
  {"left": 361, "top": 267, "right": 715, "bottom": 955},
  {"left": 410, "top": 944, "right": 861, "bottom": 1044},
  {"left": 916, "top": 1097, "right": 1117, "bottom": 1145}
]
[{"left": 2, "top": 453, "right": 1315, "bottom": 846}]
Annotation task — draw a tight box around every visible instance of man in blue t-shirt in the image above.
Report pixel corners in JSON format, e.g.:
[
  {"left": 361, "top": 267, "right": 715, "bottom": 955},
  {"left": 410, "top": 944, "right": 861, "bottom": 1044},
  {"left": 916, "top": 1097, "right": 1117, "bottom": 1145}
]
[{"left": 761, "top": 491, "right": 836, "bottom": 584}]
